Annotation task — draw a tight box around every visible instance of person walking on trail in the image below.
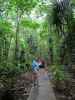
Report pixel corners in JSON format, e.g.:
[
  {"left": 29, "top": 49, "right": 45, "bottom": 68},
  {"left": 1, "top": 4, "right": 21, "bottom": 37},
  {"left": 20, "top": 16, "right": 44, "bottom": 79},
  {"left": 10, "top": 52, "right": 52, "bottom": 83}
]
[
  {"left": 32, "top": 59, "right": 39, "bottom": 87},
  {"left": 37, "top": 58, "right": 45, "bottom": 77},
  {"left": 38, "top": 58, "right": 45, "bottom": 69}
]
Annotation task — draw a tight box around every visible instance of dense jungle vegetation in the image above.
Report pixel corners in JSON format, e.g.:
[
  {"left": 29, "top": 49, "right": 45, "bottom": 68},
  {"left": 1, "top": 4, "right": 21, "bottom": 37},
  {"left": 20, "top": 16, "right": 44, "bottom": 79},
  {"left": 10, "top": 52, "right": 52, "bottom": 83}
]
[{"left": 0, "top": 1, "right": 75, "bottom": 99}]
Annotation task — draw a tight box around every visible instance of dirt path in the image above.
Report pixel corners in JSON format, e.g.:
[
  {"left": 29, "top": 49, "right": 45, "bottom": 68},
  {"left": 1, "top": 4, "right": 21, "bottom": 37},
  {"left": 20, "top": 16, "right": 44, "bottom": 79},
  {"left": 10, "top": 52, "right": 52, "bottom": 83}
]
[{"left": 28, "top": 68, "right": 56, "bottom": 100}]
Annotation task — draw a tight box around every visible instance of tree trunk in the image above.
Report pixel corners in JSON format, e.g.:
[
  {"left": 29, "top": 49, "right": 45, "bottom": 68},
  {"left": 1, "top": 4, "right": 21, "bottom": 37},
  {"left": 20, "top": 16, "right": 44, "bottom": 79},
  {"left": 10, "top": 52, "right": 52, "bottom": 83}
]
[
  {"left": 15, "top": 8, "right": 22, "bottom": 66},
  {"left": 15, "top": 8, "right": 20, "bottom": 66}
]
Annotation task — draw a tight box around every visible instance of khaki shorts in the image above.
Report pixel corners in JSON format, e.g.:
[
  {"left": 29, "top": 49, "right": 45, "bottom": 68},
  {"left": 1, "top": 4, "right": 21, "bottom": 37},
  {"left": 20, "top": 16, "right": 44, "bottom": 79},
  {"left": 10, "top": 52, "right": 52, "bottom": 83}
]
[{"left": 32, "top": 71, "right": 37, "bottom": 80}]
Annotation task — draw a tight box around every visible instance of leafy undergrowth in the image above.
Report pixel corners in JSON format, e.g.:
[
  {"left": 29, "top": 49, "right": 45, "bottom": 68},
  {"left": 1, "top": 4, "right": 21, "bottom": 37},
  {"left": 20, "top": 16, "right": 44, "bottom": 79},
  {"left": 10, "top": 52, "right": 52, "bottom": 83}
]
[
  {"left": 0, "top": 71, "right": 33, "bottom": 100},
  {"left": 49, "top": 65, "right": 75, "bottom": 100}
]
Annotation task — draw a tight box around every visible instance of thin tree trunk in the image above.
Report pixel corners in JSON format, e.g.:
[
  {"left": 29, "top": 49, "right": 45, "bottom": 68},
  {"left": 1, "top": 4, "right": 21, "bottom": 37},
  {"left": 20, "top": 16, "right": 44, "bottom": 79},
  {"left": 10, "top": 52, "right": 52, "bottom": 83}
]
[
  {"left": 15, "top": 8, "right": 20, "bottom": 66},
  {"left": 15, "top": 8, "right": 22, "bottom": 66}
]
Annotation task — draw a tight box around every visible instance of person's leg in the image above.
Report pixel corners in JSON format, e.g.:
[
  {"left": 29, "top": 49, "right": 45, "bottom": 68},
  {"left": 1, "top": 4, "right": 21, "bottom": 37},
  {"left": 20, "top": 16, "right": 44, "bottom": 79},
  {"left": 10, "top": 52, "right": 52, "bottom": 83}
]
[
  {"left": 33, "top": 71, "right": 37, "bottom": 87},
  {"left": 34, "top": 68, "right": 39, "bottom": 87}
]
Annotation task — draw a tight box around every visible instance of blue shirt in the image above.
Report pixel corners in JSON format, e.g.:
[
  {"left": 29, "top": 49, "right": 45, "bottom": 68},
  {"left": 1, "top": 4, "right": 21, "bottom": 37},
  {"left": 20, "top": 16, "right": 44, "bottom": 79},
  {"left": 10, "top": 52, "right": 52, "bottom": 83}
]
[{"left": 32, "top": 60, "right": 39, "bottom": 71}]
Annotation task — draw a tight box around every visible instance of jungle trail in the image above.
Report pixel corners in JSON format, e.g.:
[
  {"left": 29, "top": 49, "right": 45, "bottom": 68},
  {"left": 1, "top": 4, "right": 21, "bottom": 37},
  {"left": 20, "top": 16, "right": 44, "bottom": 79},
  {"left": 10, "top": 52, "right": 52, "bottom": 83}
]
[{"left": 0, "top": 0, "right": 75, "bottom": 100}]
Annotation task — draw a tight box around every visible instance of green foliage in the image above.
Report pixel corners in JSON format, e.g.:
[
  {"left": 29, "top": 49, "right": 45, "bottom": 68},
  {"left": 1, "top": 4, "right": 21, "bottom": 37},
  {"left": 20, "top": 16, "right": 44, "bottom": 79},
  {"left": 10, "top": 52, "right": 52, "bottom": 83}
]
[
  {"left": 10, "top": 0, "right": 39, "bottom": 13},
  {"left": 19, "top": 38, "right": 28, "bottom": 49},
  {"left": 48, "top": 0, "right": 74, "bottom": 82},
  {"left": 0, "top": 20, "right": 12, "bottom": 36},
  {"left": 21, "top": 19, "right": 40, "bottom": 29},
  {"left": 0, "top": 0, "right": 52, "bottom": 88},
  {"left": 51, "top": 65, "right": 65, "bottom": 81},
  {"left": 1, "top": 0, "right": 75, "bottom": 88},
  {"left": 67, "top": 11, "right": 75, "bottom": 33}
]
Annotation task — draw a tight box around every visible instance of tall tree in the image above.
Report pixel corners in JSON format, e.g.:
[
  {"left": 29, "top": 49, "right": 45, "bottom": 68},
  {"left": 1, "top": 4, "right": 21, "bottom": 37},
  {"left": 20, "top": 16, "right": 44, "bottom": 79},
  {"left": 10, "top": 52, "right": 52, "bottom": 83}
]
[{"left": 8, "top": 0, "right": 39, "bottom": 66}]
